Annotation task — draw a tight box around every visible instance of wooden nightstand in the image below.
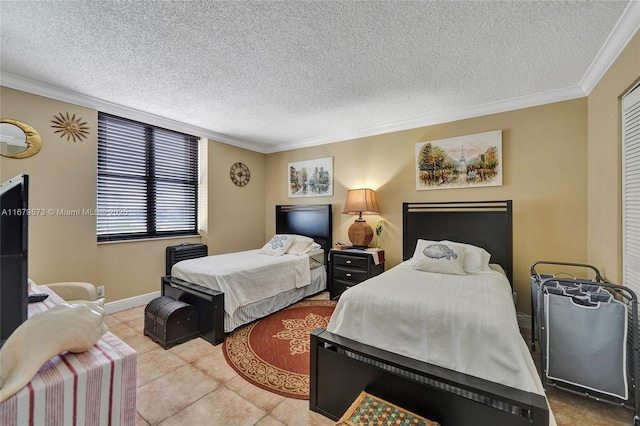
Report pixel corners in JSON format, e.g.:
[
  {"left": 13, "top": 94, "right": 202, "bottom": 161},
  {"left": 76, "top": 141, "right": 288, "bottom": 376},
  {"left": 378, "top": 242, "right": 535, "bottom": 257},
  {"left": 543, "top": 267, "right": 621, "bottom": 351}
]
[{"left": 329, "top": 249, "right": 385, "bottom": 299}]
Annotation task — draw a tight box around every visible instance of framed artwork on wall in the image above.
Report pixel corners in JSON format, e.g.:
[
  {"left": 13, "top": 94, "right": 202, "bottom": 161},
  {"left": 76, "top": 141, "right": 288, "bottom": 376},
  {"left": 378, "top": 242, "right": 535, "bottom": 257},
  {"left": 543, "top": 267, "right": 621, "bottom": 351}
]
[
  {"left": 415, "top": 130, "right": 502, "bottom": 190},
  {"left": 288, "top": 156, "right": 333, "bottom": 197}
]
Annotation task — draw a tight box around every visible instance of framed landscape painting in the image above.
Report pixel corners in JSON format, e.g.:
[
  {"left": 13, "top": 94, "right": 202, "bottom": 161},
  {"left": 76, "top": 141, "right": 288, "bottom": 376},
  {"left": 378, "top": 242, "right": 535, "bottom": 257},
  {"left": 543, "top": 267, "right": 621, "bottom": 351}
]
[
  {"left": 415, "top": 130, "right": 502, "bottom": 190},
  {"left": 288, "top": 156, "right": 333, "bottom": 197}
]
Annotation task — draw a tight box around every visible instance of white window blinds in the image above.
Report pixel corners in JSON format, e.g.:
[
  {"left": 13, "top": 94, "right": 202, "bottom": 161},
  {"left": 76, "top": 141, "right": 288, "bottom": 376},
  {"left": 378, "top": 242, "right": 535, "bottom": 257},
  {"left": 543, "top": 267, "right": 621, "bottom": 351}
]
[
  {"left": 623, "top": 84, "right": 640, "bottom": 296},
  {"left": 97, "top": 113, "right": 199, "bottom": 242}
]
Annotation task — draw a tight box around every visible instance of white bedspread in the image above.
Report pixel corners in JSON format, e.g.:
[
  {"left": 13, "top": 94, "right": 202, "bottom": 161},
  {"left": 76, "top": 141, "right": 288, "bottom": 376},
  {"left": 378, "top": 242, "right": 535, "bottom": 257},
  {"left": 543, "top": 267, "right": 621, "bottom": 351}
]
[
  {"left": 327, "top": 261, "right": 547, "bottom": 399},
  {"left": 171, "top": 249, "right": 311, "bottom": 315}
]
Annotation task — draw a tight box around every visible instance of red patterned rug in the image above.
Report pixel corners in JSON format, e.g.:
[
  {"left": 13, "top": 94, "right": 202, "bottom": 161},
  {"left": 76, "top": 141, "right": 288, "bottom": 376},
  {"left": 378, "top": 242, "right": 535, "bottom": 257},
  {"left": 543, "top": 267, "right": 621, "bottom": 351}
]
[{"left": 222, "top": 299, "right": 336, "bottom": 399}]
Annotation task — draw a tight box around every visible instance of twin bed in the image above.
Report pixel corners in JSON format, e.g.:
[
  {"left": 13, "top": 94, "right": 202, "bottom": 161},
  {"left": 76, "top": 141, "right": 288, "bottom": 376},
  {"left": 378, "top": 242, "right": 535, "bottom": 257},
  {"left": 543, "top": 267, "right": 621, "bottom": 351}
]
[
  {"left": 310, "top": 200, "right": 551, "bottom": 426},
  {"left": 162, "top": 200, "right": 551, "bottom": 425},
  {"left": 161, "top": 204, "right": 332, "bottom": 345}
]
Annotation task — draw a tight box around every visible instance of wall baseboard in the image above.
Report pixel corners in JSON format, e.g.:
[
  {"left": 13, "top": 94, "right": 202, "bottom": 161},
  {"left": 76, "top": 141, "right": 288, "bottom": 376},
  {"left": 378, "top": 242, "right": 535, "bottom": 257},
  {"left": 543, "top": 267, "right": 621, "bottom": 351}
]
[
  {"left": 517, "top": 313, "right": 532, "bottom": 329},
  {"left": 105, "top": 291, "right": 160, "bottom": 315}
]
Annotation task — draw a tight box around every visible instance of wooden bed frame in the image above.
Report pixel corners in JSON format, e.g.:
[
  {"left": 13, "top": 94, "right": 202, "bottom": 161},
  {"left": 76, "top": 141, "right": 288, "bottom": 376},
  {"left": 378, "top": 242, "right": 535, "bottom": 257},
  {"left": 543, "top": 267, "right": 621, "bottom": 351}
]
[
  {"left": 161, "top": 204, "right": 332, "bottom": 345},
  {"left": 310, "top": 200, "right": 550, "bottom": 425},
  {"left": 402, "top": 200, "right": 513, "bottom": 285}
]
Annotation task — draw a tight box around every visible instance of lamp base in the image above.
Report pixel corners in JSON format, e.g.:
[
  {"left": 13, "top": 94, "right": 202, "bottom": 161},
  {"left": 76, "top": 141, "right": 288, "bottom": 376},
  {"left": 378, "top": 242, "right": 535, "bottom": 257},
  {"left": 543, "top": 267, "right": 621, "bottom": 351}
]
[{"left": 348, "top": 220, "right": 374, "bottom": 248}]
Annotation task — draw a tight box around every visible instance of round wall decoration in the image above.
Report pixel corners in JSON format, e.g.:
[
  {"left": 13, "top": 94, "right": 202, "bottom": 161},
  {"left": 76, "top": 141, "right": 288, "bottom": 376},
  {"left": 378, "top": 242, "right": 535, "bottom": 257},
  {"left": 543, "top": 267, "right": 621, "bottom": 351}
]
[{"left": 230, "top": 162, "right": 250, "bottom": 187}]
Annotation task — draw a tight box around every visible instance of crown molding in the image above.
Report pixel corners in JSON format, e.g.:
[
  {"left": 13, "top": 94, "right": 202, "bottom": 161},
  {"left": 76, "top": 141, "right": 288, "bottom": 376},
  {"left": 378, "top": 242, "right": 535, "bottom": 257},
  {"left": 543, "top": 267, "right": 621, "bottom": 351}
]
[
  {"left": 580, "top": 0, "right": 640, "bottom": 95},
  {"left": 0, "top": 70, "right": 599, "bottom": 155},
  {"left": 267, "top": 85, "right": 587, "bottom": 153},
  {"left": 0, "top": 72, "right": 264, "bottom": 153}
]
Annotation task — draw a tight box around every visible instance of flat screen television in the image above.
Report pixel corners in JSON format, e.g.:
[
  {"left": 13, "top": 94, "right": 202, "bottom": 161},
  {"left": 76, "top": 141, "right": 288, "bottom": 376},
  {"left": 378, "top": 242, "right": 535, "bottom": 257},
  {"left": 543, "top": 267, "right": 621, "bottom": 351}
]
[{"left": 0, "top": 174, "right": 29, "bottom": 346}]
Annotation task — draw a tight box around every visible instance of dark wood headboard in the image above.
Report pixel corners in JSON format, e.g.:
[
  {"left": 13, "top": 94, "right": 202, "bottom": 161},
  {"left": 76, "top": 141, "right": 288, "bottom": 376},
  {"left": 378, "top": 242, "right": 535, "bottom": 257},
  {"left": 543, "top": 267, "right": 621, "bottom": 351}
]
[
  {"left": 403, "top": 200, "right": 513, "bottom": 286},
  {"left": 275, "top": 204, "right": 333, "bottom": 261}
]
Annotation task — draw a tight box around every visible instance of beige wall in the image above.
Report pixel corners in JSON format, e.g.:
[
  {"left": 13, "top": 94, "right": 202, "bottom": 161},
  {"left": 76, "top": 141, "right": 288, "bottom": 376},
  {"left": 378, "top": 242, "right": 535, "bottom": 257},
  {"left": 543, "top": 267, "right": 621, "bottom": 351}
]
[
  {"left": 587, "top": 30, "right": 640, "bottom": 283},
  {"left": 204, "top": 140, "right": 266, "bottom": 255},
  {"left": 0, "top": 87, "right": 266, "bottom": 301},
  {"left": 1, "top": 88, "right": 99, "bottom": 284},
  {"left": 265, "top": 99, "right": 589, "bottom": 312}
]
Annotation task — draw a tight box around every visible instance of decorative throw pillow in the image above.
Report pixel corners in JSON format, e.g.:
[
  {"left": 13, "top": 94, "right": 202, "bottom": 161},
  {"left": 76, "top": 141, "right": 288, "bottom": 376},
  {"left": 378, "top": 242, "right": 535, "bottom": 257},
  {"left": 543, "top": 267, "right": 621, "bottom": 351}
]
[
  {"left": 410, "top": 239, "right": 438, "bottom": 265},
  {"left": 442, "top": 240, "right": 491, "bottom": 272},
  {"left": 412, "top": 242, "right": 467, "bottom": 275},
  {"left": 259, "top": 234, "right": 295, "bottom": 256},
  {"left": 286, "top": 235, "right": 315, "bottom": 255}
]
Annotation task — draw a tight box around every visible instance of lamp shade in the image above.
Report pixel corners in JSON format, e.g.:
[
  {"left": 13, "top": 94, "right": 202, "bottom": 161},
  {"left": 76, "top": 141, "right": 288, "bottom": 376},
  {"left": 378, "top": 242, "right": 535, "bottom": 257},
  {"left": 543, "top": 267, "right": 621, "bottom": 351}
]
[{"left": 342, "top": 188, "right": 380, "bottom": 217}]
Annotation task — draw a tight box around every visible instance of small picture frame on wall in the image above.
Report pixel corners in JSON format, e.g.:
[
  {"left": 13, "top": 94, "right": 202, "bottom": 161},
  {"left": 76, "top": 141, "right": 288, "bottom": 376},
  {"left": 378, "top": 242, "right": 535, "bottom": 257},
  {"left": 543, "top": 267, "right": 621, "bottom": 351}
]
[
  {"left": 288, "top": 156, "right": 333, "bottom": 197},
  {"left": 415, "top": 130, "right": 502, "bottom": 190}
]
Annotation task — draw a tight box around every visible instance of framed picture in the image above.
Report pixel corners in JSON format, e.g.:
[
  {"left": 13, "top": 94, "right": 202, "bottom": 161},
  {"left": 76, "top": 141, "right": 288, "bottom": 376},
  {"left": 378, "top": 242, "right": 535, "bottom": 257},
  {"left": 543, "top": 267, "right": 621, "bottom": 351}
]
[
  {"left": 289, "top": 156, "right": 333, "bottom": 197},
  {"left": 415, "top": 130, "right": 502, "bottom": 190}
]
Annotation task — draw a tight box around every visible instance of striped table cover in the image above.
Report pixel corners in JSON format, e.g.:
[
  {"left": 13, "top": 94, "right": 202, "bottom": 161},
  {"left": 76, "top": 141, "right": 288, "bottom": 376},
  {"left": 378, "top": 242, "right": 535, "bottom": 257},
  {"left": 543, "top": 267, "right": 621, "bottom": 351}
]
[{"left": 0, "top": 285, "right": 137, "bottom": 426}]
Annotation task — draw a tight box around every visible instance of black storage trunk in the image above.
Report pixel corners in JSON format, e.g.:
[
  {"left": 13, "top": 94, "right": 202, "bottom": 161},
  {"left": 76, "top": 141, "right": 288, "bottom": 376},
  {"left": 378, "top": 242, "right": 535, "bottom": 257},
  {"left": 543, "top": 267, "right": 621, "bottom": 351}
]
[
  {"left": 166, "top": 243, "right": 208, "bottom": 275},
  {"left": 144, "top": 296, "right": 199, "bottom": 349}
]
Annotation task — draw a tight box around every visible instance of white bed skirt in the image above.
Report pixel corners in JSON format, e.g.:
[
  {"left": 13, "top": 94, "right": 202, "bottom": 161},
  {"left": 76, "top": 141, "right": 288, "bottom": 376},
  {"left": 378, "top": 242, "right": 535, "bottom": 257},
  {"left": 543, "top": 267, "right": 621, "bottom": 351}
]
[{"left": 224, "top": 266, "right": 327, "bottom": 332}]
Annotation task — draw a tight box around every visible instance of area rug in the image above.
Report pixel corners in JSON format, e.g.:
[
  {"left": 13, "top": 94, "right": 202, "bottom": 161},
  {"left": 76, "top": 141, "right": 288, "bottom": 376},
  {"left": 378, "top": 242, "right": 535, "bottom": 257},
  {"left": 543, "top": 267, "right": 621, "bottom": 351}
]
[{"left": 222, "top": 299, "right": 336, "bottom": 399}]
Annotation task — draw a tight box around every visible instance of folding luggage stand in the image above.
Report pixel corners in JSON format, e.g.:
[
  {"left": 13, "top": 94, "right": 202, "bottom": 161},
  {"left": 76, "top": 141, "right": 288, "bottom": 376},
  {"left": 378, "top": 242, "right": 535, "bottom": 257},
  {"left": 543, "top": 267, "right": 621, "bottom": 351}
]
[{"left": 531, "top": 261, "right": 640, "bottom": 425}]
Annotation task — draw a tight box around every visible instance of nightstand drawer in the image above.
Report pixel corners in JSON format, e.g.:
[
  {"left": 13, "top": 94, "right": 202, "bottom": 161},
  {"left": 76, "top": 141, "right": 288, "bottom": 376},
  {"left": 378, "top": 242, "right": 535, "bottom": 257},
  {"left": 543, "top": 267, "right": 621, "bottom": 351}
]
[
  {"left": 332, "top": 254, "right": 369, "bottom": 270},
  {"left": 333, "top": 265, "right": 369, "bottom": 283},
  {"left": 332, "top": 279, "right": 357, "bottom": 296}
]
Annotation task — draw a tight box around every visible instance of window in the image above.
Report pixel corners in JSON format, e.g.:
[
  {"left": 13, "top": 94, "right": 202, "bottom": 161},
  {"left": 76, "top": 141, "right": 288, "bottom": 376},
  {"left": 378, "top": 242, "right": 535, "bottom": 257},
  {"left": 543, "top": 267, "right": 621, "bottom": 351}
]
[
  {"left": 97, "top": 113, "right": 199, "bottom": 242},
  {"left": 623, "top": 83, "right": 640, "bottom": 295}
]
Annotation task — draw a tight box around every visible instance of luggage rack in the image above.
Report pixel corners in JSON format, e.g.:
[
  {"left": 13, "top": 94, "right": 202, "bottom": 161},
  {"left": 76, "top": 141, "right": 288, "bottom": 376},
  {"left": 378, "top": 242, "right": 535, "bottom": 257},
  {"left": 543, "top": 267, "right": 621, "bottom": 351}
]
[{"left": 531, "top": 261, "right": 639, "bottom": 426}]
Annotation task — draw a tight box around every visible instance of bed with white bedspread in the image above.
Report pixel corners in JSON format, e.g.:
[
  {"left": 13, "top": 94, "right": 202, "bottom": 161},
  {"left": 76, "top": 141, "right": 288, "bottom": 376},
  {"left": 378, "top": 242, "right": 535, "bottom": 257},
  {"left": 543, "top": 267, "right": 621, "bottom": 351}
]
[
  {"left": 310, "top": 201, "right": 552, "bottom": 426},
  {"left": 163, "top": 204, "right": 332, "bottom": 345},
  {"left": 326, "top": 261, "right": 543, "bottom": 396},
  {"left": 171, "top": 247, "right": 326, "bottom": 331}
]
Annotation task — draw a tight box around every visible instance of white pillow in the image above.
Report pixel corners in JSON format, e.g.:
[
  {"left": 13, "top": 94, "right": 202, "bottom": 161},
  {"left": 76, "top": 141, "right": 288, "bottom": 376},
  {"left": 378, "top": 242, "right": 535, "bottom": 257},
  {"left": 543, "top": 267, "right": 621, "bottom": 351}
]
[
  {"left": 442, "top": 240, "right": 491, "bottom": 272},
  {"left": 259, "top": 234, "right": 295, "bottom": 256},
  {"left": 410, "top": 239, "right": 438, "bottom": 265},
  {"left": 286, "top": 235, "right": 315, "bottom": 255},
  {"left": 412, "top": 242, "right": 467, "bottom": 275}
]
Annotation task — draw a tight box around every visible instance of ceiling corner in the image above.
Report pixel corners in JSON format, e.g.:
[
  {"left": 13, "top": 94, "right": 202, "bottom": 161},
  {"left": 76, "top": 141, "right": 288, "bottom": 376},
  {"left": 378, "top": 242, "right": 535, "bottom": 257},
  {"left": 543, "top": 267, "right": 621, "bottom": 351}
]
[{"left": 580, "top": 0, "right": 640, "bottom": 95}]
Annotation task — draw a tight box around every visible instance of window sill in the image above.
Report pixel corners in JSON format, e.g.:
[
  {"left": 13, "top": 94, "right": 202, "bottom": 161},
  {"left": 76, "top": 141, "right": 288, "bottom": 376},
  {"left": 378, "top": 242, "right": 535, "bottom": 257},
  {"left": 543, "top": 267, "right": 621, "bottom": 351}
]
[{"left": 97, "top": 234, "right": 202, "bottom": 245}]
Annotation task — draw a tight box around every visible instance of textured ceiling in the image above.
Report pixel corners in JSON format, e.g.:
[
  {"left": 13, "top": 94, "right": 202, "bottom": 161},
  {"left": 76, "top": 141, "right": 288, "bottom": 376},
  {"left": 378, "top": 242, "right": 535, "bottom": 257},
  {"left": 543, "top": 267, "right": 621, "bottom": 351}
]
[{"left": 0, "top": 1, "right": 638, "bottom": 153}]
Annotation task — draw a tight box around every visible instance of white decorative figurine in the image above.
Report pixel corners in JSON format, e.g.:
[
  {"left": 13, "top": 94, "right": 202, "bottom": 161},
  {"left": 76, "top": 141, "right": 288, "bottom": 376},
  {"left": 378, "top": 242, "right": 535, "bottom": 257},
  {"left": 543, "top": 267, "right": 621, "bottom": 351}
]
[{"left": 0, "top": 300, "right": 107, "bottom": 403}]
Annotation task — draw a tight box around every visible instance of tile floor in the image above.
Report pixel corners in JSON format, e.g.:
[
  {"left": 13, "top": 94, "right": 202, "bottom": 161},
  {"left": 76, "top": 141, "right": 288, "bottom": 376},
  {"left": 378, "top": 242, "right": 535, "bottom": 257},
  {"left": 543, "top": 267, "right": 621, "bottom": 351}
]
[
  {"left": 106, "top": 295, "right": 636, "bottom": 426},
  {"left": 108, "top": 294, "right": 334, "bottom": 426},
  {"left": 522, "top": 328, "right": 633, "bottom": 426}
]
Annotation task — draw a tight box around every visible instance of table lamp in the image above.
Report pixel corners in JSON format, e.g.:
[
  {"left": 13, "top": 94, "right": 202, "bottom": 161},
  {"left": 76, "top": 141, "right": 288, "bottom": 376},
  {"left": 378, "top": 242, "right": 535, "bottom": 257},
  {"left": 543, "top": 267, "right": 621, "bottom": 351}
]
[{"left": 342, "top": 188, "right": 380, "bottom": 248}]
